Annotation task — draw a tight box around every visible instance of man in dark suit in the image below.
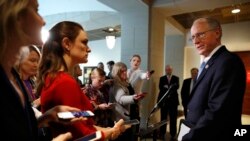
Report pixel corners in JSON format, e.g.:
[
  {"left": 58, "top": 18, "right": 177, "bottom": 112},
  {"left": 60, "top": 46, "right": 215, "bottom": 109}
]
[
  {"left": 180, "top": 18, "right": 246, "bottom": 141},
  {"left": 106, "top": 60, "right": 115, "bottom": 79},
  {"left": 180, "top": 67, "right": 198, "bottom": 118},
  {"left": 158, "top": 65, "right": 179, "bottom": 140}
]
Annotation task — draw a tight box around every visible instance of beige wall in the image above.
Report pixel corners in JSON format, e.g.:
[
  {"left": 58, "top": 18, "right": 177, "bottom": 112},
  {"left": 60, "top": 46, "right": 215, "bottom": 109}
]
[
  {"left": 183, "top": 47, "right": 200, "bottom": 79},
  {"left": 146, "top": 7, "right": 166, "bottom": 124},
  {"left": 136, "top": 7, "right": 250, "bottom": 126},
  {"left": 222, "top": 21, "right": 250, "bottom": 52}
]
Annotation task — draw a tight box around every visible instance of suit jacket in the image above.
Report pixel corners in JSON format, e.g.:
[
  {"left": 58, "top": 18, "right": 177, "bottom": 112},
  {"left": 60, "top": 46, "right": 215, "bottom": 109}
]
[
  {"left": 183, "top": 46, "right": 246, "bottom": 141},
  {"left": 181, "top": 78, "right": 192, "bottom": 108},
  {"left": 0, "top": 66, "right": 38, "bottom": 140},
  {"left": 157, "top": 75, "right": 179, "bottom": 107}
]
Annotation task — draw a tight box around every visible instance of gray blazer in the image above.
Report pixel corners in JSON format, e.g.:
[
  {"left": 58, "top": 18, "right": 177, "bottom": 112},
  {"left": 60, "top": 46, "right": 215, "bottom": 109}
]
[{"left": 109, "top": 83, "right": 135, "bottom": 121}]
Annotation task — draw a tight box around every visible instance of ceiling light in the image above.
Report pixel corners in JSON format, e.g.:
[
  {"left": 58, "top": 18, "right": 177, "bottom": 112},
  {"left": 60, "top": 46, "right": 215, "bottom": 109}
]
[
  {"left": 106, "top": 35, "right": 116, "bottom": 49},
  {"left": 108, "top": 28, "right": 115, "bottom": 32},
  {"left": 231, "top": 8, "right": 240, "bottom": 14}
]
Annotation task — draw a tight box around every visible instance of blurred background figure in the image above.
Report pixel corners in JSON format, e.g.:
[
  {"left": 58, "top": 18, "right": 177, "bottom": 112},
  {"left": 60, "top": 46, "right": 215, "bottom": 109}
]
[
  {"left": 127, "top": 54, "right": 152, "bottom": 135},
  {"left": 14, "top": 45, "right": 41, "bottom": 109},
  {"left": 99, "top": 60, "right": 115, "bottom": 110},
  {"left": 127, "top": 54, "right": 152, "bottom": 94},
  {"left": 83, "top": 67, "right": 114, "bottom": 127},
  {"left": 72, "top": 64, "right": 84, "bottom": 87},
  {"left": 181, "top": 67, "right": 198, "bottom": 118},
  {"left": 157, "top": 65, "right": 179, "bottom": 141},
  {"left": 97, "top": 62, "right": 104, "bottom": 70},
  {"left": 106, "top": 60, "right": 115, "bottom": 79},
  {"left": 97, "top": 61, "right": 108, "bottom": 79}
]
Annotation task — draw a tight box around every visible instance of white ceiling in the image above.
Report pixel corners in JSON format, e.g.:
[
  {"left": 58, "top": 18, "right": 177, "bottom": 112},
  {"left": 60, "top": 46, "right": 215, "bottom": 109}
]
[
  {"left": 38, "top": 0, "right": 120, "bottom": 31},
  {"left": 38, "top": 0, "right": 116, "bottom": 16},
  {"left": 38, "top": 0, "right": 250, "bottom": 39},
  {"left": 153, "top": 0, "right": 250, "bottom": 16}
]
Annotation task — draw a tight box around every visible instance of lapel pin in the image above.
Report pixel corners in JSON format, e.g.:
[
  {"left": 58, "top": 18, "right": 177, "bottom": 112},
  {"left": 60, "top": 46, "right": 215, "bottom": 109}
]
[{"left": 205, "top": 64, "right": 209, "bottom": 69}]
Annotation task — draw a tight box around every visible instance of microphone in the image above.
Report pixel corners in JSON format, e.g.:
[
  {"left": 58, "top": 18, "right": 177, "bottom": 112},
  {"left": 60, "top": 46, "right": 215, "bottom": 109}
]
[
  {"left": 148, "top": 83, "right": 177, "bottom": 117},
  {"left": 170, "top": 83, "right": 178, "bottom": 88}
]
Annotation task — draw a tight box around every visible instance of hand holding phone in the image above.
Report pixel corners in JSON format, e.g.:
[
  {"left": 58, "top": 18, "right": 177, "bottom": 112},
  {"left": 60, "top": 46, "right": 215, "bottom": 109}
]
[
  {"left": 149, "top": 70, "right": 155, "bottom": 75},
  {"left": 123, "top": 119, "right": 140, "bottom": 125},
  {"left": 74, "top": 131, "right": 102, "bottom": 141},
  {"left": 57, "top": 110, "right": 94, "bottom": 119},
  {"left": 146, "top": 70, "right": 154, "bottom": 80},
  {"left": 134, "top": 92, "right": 147, "bottom": 100},
  {"left": 107, "top": 103, "right": 115, "bottom": 108}
]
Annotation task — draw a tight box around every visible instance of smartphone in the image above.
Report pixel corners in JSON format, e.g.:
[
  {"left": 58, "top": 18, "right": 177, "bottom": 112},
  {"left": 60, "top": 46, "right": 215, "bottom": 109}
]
[
  {"left": 74, "top": 131, "right": 102, "bottom": 141},
  {"left": 149, "top": 70, "right": 155, "bottom": 75},
  {"left": 108, "top": 103, "right": 116, "bottom": 106},
  {"left": 57, "top": 110, "right": 94, "bottom": 119},
  {"left": 123, "top": 119, "right": 140, "bottom": 125}
]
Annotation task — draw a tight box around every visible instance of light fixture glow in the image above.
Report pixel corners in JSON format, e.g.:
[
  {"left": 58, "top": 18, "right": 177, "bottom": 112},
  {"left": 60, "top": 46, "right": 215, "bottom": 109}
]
[
  {"left": 108, "top": 28, "right": 115, "bottom": 32},
  {"left": 106, "top": 35, "right": 116, "bottom": 49},
  {"left": 231, "top": 8, "right": 240, "bottom": 14},
  {"left": 41, "top": 28, "right": 49, "bottom": 43}
]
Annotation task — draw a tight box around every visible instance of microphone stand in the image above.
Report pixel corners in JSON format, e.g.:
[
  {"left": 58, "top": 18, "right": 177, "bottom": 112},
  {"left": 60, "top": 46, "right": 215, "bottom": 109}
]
[
  {"left": 149, "top": 84, "right": 174, "bottom": 118},
  {"left": 144, "top": 84, "right": 175, "bottom": 141}
]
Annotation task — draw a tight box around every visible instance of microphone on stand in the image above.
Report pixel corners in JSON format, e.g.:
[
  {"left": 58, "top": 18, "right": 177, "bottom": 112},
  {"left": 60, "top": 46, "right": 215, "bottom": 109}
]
[
  {"left": 141, "top": 83, "right": 177, "bottom": 140},
  {"left": 148, "top": 83, "right": 177, "bottom": 117}
]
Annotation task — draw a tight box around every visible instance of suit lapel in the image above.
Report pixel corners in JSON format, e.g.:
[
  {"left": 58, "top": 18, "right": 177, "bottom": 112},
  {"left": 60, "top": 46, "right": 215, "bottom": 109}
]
[{"left": 190, "top": 46, "right": 227, "bottom": 97}]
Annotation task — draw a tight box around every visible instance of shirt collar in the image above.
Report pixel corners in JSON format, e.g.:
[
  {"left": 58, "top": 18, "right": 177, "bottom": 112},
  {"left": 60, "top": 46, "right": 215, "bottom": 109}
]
[{"left": 200, "top": 45, "right": 223, "bottom": 64}]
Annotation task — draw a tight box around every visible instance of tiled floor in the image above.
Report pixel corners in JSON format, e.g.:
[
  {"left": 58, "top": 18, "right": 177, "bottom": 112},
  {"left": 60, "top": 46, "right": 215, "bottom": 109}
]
[{"left": 139, "top": 114, "right": 250, "bottom": 141}]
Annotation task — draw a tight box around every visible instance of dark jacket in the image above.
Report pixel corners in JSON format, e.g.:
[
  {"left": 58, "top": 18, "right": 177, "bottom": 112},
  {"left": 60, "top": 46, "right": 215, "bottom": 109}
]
[
  {"left": 181, "top": 78, "right": 192, "bottom": 109},
  {"left": 183, "top": 46, "right": 246, "bottom": 141},
  {"left": 0, "top": 66, "right": 38, "bottom": 140},
  {"left": 157, "top": 75, "right": 179, "bottom": 107}
]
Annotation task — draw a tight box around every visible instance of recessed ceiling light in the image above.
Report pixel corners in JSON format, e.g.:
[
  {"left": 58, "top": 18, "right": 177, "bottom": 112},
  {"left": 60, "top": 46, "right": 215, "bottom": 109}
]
[{"left": 231, "top": 8, "right": 241, "bottom": 14}]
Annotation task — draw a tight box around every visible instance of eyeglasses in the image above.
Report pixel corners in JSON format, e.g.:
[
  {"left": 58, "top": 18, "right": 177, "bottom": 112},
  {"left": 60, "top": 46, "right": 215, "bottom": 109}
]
[{"left": 191, "top": 29, "right": 216, "bottom": 41}]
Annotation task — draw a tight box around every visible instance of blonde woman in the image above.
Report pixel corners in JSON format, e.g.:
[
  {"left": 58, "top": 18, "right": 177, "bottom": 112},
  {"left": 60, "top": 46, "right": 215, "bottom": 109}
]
[
  {"left": 15, "top": 45, "right": 41, "bottom": 108},
  {"left": 127, "top": 54, "right": 152, "bottom": 94},
  {"left": 109, "top": 62, "right": 146, "bottom": 141}
]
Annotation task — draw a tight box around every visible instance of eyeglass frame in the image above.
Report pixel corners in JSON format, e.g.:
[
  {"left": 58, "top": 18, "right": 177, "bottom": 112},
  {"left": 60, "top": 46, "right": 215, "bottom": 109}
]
[{"left": 191, "top": 28, "right": 217, "bottom": 41}]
